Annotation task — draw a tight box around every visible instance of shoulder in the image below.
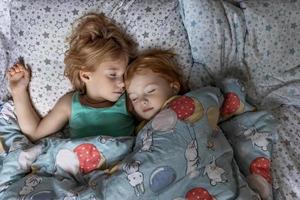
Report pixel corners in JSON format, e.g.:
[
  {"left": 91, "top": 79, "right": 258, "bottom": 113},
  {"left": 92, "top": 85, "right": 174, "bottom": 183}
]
[
  {"left": 54, "top": 91, "right": 74, "bottom": 113},
  {"left": 59, "top": 91, "right": 74, "bottom": 104}
]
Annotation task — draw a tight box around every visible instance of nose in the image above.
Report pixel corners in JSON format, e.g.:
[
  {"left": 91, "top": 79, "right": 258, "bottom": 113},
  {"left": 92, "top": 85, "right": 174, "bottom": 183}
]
[
  {"left": 141, "top": 98, "right": 148, "bottom": 105},
  {"left": 117, "top": 77, "right": 125, "bottom": 90}
]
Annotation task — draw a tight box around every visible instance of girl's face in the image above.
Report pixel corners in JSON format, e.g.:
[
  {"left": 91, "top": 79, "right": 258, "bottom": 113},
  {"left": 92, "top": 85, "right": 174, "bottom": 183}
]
[
  {"left": 126, "top": 69, "right": 178, "bottom": 120},
  {"left": 81, "top": 58, "right": 127, "bottom": 102}
]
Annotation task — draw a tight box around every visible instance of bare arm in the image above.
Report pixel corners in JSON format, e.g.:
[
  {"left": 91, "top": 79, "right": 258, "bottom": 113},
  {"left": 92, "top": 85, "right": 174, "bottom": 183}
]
[
  {"left": 28, "top": 93, "right": 72, "bottom": 141},
  {"left": 15, "top": 93, "right": 71, "bottom": 141},
  {"left": 7, "top": 63, "right": 71, "bottom": 141}
]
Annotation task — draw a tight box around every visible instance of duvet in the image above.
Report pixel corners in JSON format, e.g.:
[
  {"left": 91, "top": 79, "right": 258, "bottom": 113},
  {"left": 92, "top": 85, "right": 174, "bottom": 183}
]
[{"left": 0, "top": 79, "right": 278, "bottom": 200}]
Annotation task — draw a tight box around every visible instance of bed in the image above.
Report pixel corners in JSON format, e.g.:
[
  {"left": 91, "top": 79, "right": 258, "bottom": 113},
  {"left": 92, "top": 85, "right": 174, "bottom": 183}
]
[{"left": 0, "top": 0, "right": 299, "bottom": 199}]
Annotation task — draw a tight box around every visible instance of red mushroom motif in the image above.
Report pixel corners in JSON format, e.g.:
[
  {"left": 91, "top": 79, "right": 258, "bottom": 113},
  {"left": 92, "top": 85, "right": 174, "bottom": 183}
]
[
  {"left": 169, "top": 96, "right": 195, "bottom": 120},
  {"left": 168, "top": 96, "right": 204, "bottom": 123},
  {"left": 73, "top": 143, "right": 101, "bottom": 173},
  {"left": 220, "top": 92, "right": 244, "bottom": 117},
  {"left": 185, "top": 187, "right": 214, "bottom": 200},
  {"left": 249, "top": 157, "right": 272, "bottom": 184}
]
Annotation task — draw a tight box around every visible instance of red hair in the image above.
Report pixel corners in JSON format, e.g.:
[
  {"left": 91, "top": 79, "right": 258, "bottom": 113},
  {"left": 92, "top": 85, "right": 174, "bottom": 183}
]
[{"left": 125, "top": 49, "right": 187, "bottom": 94}]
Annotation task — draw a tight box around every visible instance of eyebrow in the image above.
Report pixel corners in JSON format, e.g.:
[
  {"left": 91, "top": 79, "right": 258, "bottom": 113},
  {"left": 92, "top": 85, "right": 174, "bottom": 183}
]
[
  {"left": 144, "top": 83, "right": 158, "bottom": 87},
  {"left": 127, "top": 82, "right": 158, "bottom": 94},
  {"left": 105, "top": 68, "right": 118, "bottom": 70}
]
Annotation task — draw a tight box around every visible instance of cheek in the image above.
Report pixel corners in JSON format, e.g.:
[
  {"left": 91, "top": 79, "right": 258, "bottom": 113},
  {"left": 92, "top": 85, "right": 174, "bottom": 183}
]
[
  {"left": 103, "top": 78, "right": 114, "bottom": 87},
  {"left": 157, "top": 93, "right": 170, "bottom": 104},
  {"left": 132, "top": 103, "right": 141, "bottom": 112}
]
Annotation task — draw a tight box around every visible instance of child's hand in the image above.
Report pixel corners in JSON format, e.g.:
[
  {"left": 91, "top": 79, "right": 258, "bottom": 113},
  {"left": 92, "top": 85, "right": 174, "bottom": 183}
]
[{"left": 6, "top": 63, "right": 30, "bottom": 96}]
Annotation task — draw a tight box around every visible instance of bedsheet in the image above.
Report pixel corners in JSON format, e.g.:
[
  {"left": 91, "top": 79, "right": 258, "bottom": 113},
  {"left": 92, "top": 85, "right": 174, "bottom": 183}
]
[
  {"left": 0, "top": 1, "right": 299, "bottom": 199},
  {"left": 0, "top": 80, "right": 278, "bottom": 200}
]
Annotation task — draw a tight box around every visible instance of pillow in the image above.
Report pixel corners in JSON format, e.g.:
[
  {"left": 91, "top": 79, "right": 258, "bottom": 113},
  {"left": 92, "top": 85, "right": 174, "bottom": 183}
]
[
  {"left": 242, "top": 0, "right": 300, "bottom": 104},
  {"left": 187, "top": 62, "right": 215, "bottom": 89},
  {"left": 8, "top": 0, "right": 192, "bottom": 116},
  {"left": 179, "top": 0, "right": 247, "bottom": 88},
  {"left": 0, "top": 0, "right": 11, "bottom": 102}
]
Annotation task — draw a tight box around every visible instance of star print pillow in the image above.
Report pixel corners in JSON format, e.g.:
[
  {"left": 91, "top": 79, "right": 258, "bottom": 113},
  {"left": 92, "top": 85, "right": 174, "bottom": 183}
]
[
  {"left": 179, "top": 0, "right": 247, "bottom": 84},
  {"left": 0, "top": 0, "right": 10, "bottom": 102},
  {"left": 8, "top": 0, "right": 192, "bottom": 116}
]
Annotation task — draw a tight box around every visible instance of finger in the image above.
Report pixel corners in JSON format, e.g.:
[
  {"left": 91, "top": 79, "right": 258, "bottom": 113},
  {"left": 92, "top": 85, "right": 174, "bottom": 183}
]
[
  {"left": 18, "top": 63, "right": 30, "bottom": 78},
  {"left": 5, "top": 70, "right": 12, "bottom": 79},
  {"left": 14, "top": 64, "right": 21, "bottom": 73},
  {"left": 9, "top": 69, "right": 16, "bottom": 76},
  {"left": 16, "top": 63, "right": 26, "bottom": 71},
  {"left": 10, "top": 65, "right": 17, "bottom": 73}
]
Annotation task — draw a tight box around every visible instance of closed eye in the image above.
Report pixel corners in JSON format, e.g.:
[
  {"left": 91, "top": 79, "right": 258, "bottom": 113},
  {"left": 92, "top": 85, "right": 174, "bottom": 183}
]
[
  {"left": 129, "top": 94, "right": 138, "bottom": 102},
  {"left": 147, "top": 89, "right": 156, "bottom": 94},
  {"left": 131, "top": 98, "right": 138, "bottom": 102}
]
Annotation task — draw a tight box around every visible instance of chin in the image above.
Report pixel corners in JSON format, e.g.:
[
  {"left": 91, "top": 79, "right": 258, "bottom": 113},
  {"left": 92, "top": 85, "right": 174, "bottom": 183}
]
[
  {"left": 108, "top": 95, "right": 121, "bottom": 102},
  {"left": 140, "top": 111, "right": 157, "bottom": 121}
]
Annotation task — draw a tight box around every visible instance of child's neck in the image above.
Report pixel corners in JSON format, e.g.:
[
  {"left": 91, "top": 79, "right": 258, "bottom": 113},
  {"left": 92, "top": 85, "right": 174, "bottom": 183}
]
[{"left": 79, "top": 94, "right": 114, "bottom": 108}]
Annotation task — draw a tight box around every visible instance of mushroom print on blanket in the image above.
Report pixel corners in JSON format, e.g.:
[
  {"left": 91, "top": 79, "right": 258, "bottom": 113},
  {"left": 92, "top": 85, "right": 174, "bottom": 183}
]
[
  {"left": 55, "top": 143, "right": 106, "bottom": 175},
  {"left": 167, "top": 96, "right": 204, "bottom": 124},
  {"left": 220, "top": 92, "right": 245, "bottom": 119},
  {"left": 247, "top": 157, "right": 273, "bottom": 199},
  {"left": 185, "top": 187, "right": 216, "bottom": 200},
  {"left": 123, "top": 160, "right": 145, "bottom": 197},
  {"left": 250, "top": 157, "right": 272, "bottom": 184},
  {"left": 203, "top": 157, "right": 227, "bottom": 186}
]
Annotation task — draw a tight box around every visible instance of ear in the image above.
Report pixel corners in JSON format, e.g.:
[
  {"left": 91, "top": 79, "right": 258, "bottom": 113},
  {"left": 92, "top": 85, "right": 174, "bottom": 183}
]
[
  {"left": 79, "top": 71, "right": 92, "bottom": 83},
  {"left": 170, "top": 81, "right": 180, "bottom": 95}
]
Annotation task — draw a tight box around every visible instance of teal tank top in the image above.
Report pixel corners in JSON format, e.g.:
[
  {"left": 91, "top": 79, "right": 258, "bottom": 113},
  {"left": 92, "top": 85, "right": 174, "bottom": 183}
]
[{"left": 69, "top": 92, "right": 135, "bottom": 138}]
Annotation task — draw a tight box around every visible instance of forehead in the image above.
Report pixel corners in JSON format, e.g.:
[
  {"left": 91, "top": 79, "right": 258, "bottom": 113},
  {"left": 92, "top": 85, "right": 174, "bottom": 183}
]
[
  {"left": 128, "top": 69, "right": 157, "bottom": 83},
  {"left": 127, "top": 70, "right": 167, "bottom": 90},
  {"left": 99, "top": 57, "right": 128, "bottom": 70}
]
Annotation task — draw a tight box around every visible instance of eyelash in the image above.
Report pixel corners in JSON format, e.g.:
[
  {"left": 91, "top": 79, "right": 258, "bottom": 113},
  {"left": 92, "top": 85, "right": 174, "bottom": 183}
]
[
  {"left": 130, "top": 89, "right": 156, "bottom": 102},
  {"left": 108, "top": 74, "right": 117, "bottom": 78},
  {"left": 147, "top": 89, "right": 155, "bottom": 93},
  {"left": 131, "top": 98, "right": 138, "bottom": 102}
]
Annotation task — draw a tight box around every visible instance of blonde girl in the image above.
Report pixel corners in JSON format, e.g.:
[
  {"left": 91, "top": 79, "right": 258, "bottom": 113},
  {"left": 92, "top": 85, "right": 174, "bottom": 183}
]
[{"left": 6, "top": 13, "right": 136, "bottom": 141}]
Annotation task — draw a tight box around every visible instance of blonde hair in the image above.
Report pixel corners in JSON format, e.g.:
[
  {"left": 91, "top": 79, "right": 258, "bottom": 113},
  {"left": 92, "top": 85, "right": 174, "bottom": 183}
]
[
  {"left": 64, "top": 12, "right": 136, "bottom": 94},
  {"left": 125, "top": 49, "right": 187, "bottom": 94}
]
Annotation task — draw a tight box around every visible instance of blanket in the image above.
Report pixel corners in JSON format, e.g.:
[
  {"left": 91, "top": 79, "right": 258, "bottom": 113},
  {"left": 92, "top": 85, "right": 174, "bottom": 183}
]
[{"left": 0, "top": 79, "right": 278, "bottom": 200}]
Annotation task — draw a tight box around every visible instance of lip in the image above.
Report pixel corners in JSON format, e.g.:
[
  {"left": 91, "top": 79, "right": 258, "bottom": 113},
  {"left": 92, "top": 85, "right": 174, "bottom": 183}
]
[
  {"left": 113, "top": 91, "right": 124, "bottom": 95},
  {"left": 143, "top": 107, "right": 153, "bottom": 112}
]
